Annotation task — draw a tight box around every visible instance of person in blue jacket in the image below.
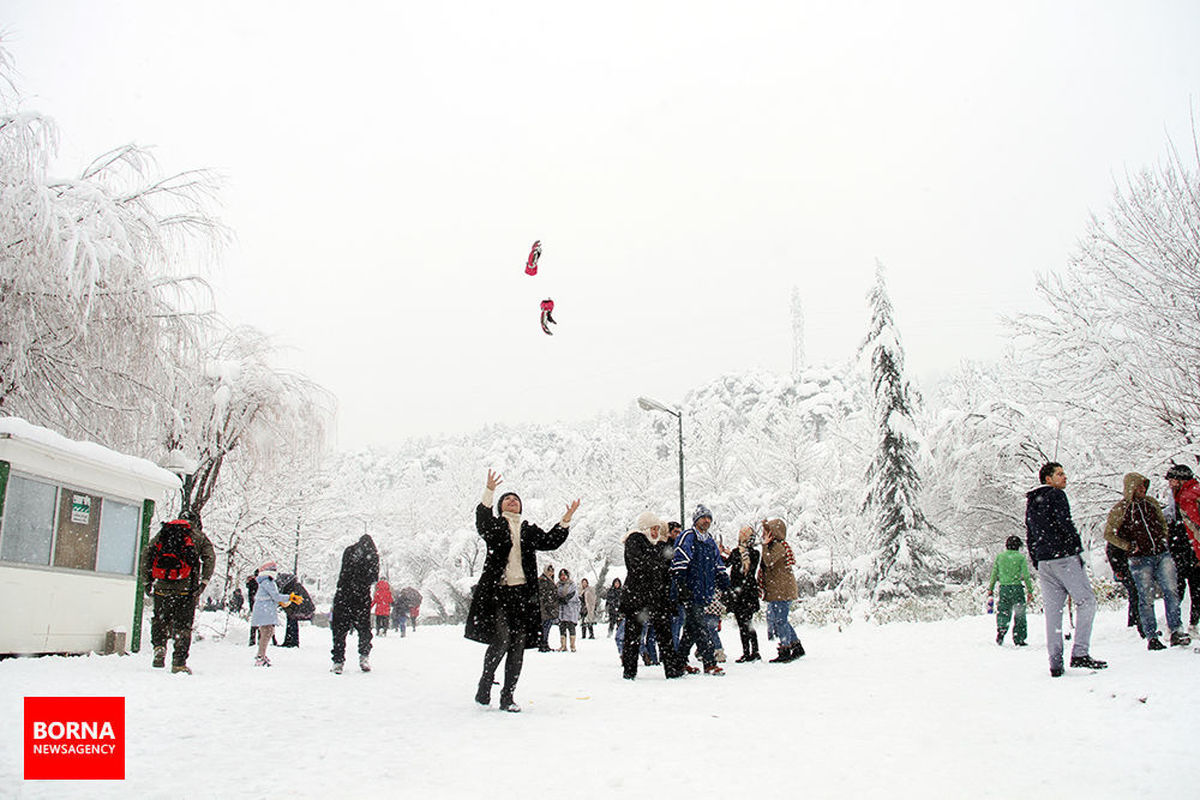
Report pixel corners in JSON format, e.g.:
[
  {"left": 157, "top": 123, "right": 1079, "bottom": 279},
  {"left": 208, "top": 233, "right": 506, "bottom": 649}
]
[{"left": 671, "top": 504, "right": 731, "bottom": 676}]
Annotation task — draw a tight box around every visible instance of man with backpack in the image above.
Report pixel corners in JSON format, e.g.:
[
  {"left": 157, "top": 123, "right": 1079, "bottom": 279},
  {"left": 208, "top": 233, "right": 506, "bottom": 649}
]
[{"left": 141, "top": 514, "right": 215, "bottom": 674}]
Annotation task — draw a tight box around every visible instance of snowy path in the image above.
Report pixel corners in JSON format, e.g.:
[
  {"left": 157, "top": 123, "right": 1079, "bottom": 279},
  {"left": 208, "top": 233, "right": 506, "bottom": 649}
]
[{"left": 1, "top": 608, "right": 1196, "bottom": 798}]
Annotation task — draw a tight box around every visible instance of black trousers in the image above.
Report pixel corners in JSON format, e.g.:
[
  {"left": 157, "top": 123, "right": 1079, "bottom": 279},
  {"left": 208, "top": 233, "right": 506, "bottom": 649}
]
[
  {"left": 734, "top": 610, "right": 759, "bottom": 658},
  {"left": 281, "top": 616, "right": 300, "bottom": 647},
  {"left": 1177, "top": 559, "right": 1200, "bottom": 626},
  {"left": 622, "top": 609, "right": 681, "bottom": 678},
  {"left": 330, "top": 596, "right": 372, "bottom": 663},
  {"left": 150, "top": 592, "right": 196, "bottom": 666},
  {"left": 478, "top": 586, "right": 527, "bottom": 705}
]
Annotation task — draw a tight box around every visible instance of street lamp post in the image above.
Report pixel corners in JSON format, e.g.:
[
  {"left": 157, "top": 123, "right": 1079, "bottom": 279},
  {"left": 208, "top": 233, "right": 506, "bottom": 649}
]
[{"left": 638, "top": 396, "right": 685, "bottom": 526}]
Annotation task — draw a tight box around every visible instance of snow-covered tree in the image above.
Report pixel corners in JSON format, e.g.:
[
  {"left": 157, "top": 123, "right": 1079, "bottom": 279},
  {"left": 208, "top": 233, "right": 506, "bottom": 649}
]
[
  {"left": 0, "top": 47, "right": 223, "bottom": 450},
  {"left": 168, "top": 325, "right": 334, "bottom": 519},
  {"left": 853, "top": 263, "right": 942, "bottom": 600},
  {"left": 1012, "top": 132, "right": 1200, "bottom": 471}
]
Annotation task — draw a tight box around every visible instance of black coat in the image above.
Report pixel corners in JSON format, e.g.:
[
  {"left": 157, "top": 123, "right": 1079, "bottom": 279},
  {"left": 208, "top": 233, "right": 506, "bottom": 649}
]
[
  {"left": 620, "top": 534, "right": 674, "bottom": 618},
  {"left": 1025, "top": 486, "right": 1082, "bottom": 567},
  {"left": 727, "top": 545, "right": 761, "bottom": 617},
  {"left": 464, "top": 504, "right": 568, "bottom": 646},
  {"left": 277, "top": 574, "right": 316, "bottom": 620},
  {"left": 333, "top": 535, "right": 379, "bottom": 611}
]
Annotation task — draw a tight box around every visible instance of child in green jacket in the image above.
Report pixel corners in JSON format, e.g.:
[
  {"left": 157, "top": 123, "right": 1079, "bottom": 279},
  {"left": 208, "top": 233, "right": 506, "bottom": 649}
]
[{"left": 988, "top": 536, "right": 1035, "bottom": 646}]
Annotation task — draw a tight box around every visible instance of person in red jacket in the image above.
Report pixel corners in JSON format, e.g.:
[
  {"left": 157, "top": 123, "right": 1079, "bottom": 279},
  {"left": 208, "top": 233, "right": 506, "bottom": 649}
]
[
  {"left": 372, "top": 578, "right": 394, "bottom": 638},
  {"left": 1168, "top": 465, "right": 1200, "bottom": 561}
]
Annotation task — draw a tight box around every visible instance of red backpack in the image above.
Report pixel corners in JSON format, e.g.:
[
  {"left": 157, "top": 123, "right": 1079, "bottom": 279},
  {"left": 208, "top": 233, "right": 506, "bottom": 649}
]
[{"left": 151, "top": 520, "right": 200, "bottom": 581}]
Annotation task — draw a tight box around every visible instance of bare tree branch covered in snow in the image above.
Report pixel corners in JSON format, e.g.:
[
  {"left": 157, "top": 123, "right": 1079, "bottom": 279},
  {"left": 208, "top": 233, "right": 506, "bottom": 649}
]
[
  {"left": 1012, "top": 127, "right": 1200, "bottom": 471},
  {"left": 169, "top": 325, "right": 335, "bottom": 520},
  {"left": 0, "top": 46, "right": 225, "bottom": 452}
]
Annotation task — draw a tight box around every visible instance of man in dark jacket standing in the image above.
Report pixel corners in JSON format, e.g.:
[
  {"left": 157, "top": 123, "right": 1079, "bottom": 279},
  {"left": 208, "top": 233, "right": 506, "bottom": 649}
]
[
  {"left": 1026, "top": 462, "right": 1106, "bottom": 677},
  {"left": 330, "top": 534, "right": 379, "bottom": 674}
]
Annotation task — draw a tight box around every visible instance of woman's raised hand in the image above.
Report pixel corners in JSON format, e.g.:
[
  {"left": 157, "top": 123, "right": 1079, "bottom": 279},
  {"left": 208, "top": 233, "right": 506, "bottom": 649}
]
[
  {"left": 486, "top": 470, "right": 503, "bottom": 491},
  {"left": 562, "top": 498, "right": 581, "bottom": 524}
]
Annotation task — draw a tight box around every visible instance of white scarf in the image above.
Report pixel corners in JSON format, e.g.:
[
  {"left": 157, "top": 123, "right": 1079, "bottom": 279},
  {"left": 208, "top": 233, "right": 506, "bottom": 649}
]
[{"left": 501, "top": 511, "right": 526, "bottom": 585}]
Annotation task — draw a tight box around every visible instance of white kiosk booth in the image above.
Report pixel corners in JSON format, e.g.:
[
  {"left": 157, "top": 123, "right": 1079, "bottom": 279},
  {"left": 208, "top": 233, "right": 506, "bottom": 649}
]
[{"left": 0, "top": 418, "right": 180, "bottom": 655}]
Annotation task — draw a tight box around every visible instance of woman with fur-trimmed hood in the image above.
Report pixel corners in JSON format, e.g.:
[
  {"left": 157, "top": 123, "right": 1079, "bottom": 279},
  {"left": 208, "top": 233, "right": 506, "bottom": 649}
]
[
  {"left": 465, "top": 469, "right": 580, "bottom": 712},
  {"left": 760, "top": 518, "right": 805, "bottom": 663},
  {"left": 620, "top": 512, "right": 684, "bottom": 680}
]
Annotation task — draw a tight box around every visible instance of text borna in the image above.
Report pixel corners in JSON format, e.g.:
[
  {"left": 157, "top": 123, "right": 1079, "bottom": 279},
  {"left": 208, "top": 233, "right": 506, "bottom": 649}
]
[{"left": 31, "top": 721, "right": 117, "bottom": 740}]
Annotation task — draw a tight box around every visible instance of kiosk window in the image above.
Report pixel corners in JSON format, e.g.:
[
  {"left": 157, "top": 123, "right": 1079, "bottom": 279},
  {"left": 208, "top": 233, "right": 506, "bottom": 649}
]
[
  {"left": 0, "top": 474, "right": 57, "bottom": 566},
  {"left": 96, "top": 499, "right": 141, "bottom": 575}
]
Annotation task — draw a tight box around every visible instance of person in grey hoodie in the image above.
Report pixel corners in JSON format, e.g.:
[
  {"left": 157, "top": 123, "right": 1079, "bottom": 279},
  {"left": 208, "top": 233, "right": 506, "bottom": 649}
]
[{"left": 1025, "top": 462, "right": 1107, "bottom": 677}]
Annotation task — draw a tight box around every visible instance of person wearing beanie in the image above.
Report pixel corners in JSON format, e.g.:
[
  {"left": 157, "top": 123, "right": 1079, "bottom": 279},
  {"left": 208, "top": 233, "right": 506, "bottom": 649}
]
[
  {"left": 330, "top": 533, "right": 380, "bottom": 674},
  {"left": 465, "top": 469, "right": 580, "bottom": 713},
  {"left": 671, "top": 504, "right": 731, "bottom": 675},
  {"left": 987, "top": 536, "right": 1035, "bottom": 646},
  {"left": 251, "top": 561, "right": 292, "bottom": 667},
  {"left": 760, "top": 518, "right": 804, "bottom": 663},
  {"left": 1167, "top": 465, "right": 1200, "bottom": 562},
  {"left": 1105, "top": 473, "right": 1190, "bottom": 650},
  {"left": 620, "top": 512, "right": 684, "bottom": 680}
]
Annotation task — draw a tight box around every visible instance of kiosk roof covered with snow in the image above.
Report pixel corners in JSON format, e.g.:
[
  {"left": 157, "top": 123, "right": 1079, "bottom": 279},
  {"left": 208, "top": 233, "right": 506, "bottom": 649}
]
[{"left": 0, "top": 418, "right": 180, "bottom": 655}]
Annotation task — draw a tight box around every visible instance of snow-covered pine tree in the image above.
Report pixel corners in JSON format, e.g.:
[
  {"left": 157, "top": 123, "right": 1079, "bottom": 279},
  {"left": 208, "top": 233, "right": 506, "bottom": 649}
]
[{"left": 857, "top": 262, "right": 942, "bottom": 601}]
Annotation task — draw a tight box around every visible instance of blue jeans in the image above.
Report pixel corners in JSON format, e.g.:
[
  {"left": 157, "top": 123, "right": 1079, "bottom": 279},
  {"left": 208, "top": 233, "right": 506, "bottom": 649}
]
[
  {"left": 1130, "top": 552, "right": 1183, "bottom": 638},
  {"left": 671, "top": 607, "right": 685, "bottom": 649},
  {"left": 767, "top": 601, "right": 798, "bottom": 646}
]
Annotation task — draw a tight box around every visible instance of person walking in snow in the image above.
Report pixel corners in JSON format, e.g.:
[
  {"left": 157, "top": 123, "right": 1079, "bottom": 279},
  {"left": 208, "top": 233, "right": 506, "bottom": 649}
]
[
  {"left": 1103, "top": 472, "right": 1191, "bottom": 650},
  {"left": 538, "top": 564, "right": 558, "bottom": 652},
  {"left": 330, "top": 534, "right": 380, "bottom": 674},
  {"left": 465, "top": 470, "right": 579, "bottom": 712},
  {"left": 672, "top": 505, "right": 731, "bottom": 675},
  {"left": 142, "top": 515, "right": 213, "bottom": 675},
  {"left": 726, "top": 525, "right": 762, "bottom": 662},
  {"left": 987, "top": 536, "right": 1034, "bottom": 646},
  {"left": 620, "top": 512, "right": 684, "bottom": 680},
  {"left": 760, "top": 518, "right": 804, "bottom": 663},
  {"left": 556, "top": 568, "right": 581, "bottom": 651},
  {"left": 1025, "top": 462, "right": 1106, "bottom": 677},
  {"left": 372, "top": 577, "right": 394, "bottom": 637},
  {"left": 251, "top": 561, "right": 293, "bottom": 667},
  {"left": 579, "top": 578, "right": 598, "bottom": 639}
]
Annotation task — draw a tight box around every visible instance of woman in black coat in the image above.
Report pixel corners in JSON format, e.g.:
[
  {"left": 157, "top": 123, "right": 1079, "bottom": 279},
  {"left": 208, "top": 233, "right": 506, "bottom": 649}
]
[
  {"left": 465, "top": 470, "right": 579, "bottom": 713},
  {"left": 726, "top": 525, "right": 762, "bottom": 662},
  {"left": 620, "top": 512, "right": 683, "bottom": 680}
]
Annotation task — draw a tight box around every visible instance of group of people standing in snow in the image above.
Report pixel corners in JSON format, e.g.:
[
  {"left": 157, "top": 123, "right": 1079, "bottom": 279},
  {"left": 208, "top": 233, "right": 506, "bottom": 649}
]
[
  {"left": 987, "top": 461, "right": 1200, "bottom": 678},
  {"left": 464, "top": 469, "right": 804, "bottom": 712}
]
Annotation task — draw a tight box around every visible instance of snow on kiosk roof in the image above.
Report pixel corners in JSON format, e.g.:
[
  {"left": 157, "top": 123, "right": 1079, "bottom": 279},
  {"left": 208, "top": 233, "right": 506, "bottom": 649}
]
[{"left": 0, "top": 417, "right": 181, "bottom": 656}]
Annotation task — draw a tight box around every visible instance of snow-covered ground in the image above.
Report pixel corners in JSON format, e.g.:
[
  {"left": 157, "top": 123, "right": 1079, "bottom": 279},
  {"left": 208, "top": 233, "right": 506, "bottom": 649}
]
[{"left": 2, "top": 607, "right": 1196, "bottom": 798}]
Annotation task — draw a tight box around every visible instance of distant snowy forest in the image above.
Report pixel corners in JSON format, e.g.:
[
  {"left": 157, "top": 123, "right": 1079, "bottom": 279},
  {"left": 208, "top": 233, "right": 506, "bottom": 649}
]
[{"left": 3, "top": 47, "right": 1198, "bottom": 623}]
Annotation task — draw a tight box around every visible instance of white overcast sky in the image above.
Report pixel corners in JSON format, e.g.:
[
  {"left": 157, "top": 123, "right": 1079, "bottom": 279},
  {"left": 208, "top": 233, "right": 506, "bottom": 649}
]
[{"left": 6, "top": 1, "right": 1200, "bottom": 448}]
